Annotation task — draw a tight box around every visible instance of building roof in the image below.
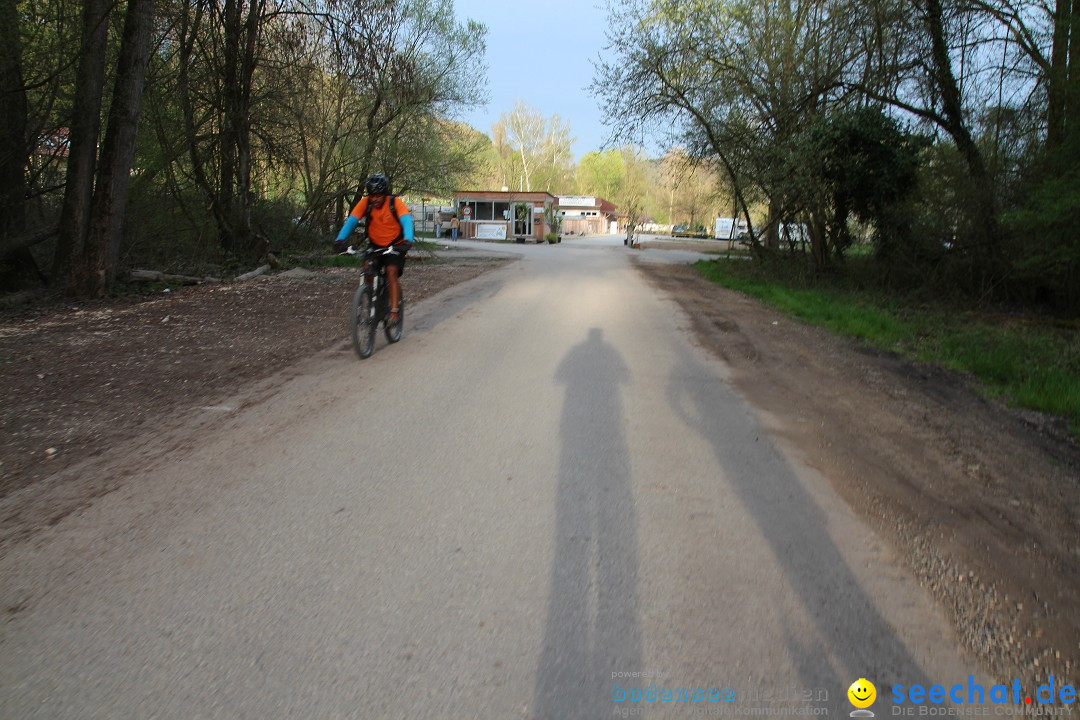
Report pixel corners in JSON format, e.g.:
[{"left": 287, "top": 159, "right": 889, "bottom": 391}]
[
  {"left": 453, "top": 190, "right": 557, "bottom": 201},
  {"left": 556, "top": 195, "right": 618, "bottom": 214},
  {"left": 451, "top": 191, "right": 618, "bottom": 214}
]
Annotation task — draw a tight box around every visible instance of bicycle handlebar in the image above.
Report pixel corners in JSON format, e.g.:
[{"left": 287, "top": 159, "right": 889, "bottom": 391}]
[
  {"left": 366, "top": 243, "right": 407, "bottom": 257},
  {"left": 337, "top": 241, "right": 408, "bottom": 258}
]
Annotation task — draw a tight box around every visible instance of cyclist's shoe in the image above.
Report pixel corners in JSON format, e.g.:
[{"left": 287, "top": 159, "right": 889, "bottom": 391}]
[{"left": 387, "top": 308, "right": 400, "bottom": 327}]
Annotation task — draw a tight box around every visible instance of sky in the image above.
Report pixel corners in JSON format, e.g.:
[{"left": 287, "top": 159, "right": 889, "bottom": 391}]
[{"left": 448, "top": 0, "right": 615, "bottom": 160}]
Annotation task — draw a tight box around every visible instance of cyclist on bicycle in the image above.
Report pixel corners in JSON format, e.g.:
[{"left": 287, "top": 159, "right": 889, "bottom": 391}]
[{"left": 333, "top": 173, "right": 414, "bottom": 326}]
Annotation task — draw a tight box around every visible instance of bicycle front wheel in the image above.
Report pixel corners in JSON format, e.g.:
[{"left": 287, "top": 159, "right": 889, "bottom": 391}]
[
  {"left": 350, "top": 285, "right": 377, "bottom": 358},
  {"left": 384, "top": 296, "right": 404, "bottom": 344}
]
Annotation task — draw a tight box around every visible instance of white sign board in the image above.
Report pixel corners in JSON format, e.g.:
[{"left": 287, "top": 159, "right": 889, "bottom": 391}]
[
  {"left": 475, "top": 222, "right": 507, "bottom": 240},
  {"left": 557, "top": 196, "right": 596, "bottom": 207}
]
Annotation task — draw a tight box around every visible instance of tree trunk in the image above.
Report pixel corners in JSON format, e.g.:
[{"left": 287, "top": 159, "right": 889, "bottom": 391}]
[
  {"left": 809, "top": 212, "right": 827, "bottom": 269},
  {"left": 215, "top": 0, "right": 265, "bottom": 261},
  {"left": 0, "top": 1, "right": 39, "bottom": 294},
  {"left": 54, "top": 0, "right": 110, "bottom": 282},
  {"left": 235, "top": 0, "right": 265, "bottom": 259},
  {"left": 0, "top": 0, "right": 27, "bottom": 240},
  {"left": 765, "top": 201, "right": 782, "bottom": 250},
  {"left": 74, "top": 0, "right": 155, "bottom": 297},
  {"left": 218, "top": 0, "right": 240, "bottom": 254},
  {"left": 1068, "top": 0, "right": 1080, "bottom": 143},
  {"left": 1047, "top": 0, "right": 1072, "bottom": 147},
  {"left": 0, "top": 0, "right": 32, "bottom": 291},
  {"left": 923, "top": 0, "right": 1001, "bottom": 272},
  {"left": 176, "top": 0, "right": 227, "bottom": 244}
]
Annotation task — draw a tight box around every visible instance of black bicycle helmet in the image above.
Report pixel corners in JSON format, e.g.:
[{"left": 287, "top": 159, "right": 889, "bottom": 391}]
[{"left": 365, "top": 173, "right": 391, "bottom": 196}]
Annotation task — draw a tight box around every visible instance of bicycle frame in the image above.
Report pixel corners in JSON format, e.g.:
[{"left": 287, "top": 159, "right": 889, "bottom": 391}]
[
  {"left": 363, "top": 245, "right": 400, "bottom": 322},
  {"left": 350, "top": 243, "right": 404, "bottom": 358}
]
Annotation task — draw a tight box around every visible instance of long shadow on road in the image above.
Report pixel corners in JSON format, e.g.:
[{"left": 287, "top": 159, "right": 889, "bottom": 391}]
[
  {"left": 533, "top": 328, "right": 643, "bottom": 719},
  {"left": 667, "top": 341, "right": 932, "bottom": 703}
]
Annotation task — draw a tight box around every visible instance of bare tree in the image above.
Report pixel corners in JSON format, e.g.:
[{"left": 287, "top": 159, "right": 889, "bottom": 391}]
[
  {"left": 618, "top": 146, "right": 650, "bottom": 244},
  {"left": 496, "top": 101, "right": 545, "bottom": 191},
  {"left": 662, "top": 149, "right": 721, "bottom": 230},
  {"left": 540, "top": 114, "right": 575, "bottom": 192}
]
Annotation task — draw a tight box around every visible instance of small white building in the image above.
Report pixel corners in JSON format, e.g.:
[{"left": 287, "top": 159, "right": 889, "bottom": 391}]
[
  {"left": 555, "top": 196, "right": 618, "bottom": 236},
  {"left": 452, "top": 190, "right": 558, "bottom": 242}
]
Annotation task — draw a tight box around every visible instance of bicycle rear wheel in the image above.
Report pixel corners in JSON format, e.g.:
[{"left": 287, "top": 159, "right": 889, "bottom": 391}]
[
  {"left": 350, "top": 285, "right": 377, "bottom": 358},
  {"left": 384, "top": 296, "right": 404, "bottom": 344}
]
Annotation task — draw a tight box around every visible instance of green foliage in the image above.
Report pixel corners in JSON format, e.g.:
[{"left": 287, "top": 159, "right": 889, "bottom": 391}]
[
  {"left": 4, "top": 0, "right": 492, "bottom": 287},
  {"left": 455, "top": 126, "right": 502, "bottom": 191},
  {"left": 696, "top": 258, "right": 912, "bottom": 345},
  {"left": 577, "top": 150, "right": 626, "bottom": 199},
  {"left": 1004, "top": 135, "right": 1080, "bottom": 308},
  {"left": 731, "top": 106, "right": 926, "bottom": 265},
  {"left": 595, "top": 0, "right": 1079, "bottom": 311},
  {"left": 696, "top": 257, "right": 1080, "bottom": 437},
  {"left": 820, "top": 111, "right": 919, "bottom": 221}
]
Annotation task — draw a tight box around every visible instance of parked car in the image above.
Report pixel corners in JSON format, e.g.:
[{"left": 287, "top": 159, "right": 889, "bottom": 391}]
[{"left": 672, "top": 224, "right": 710, "bottom": 238}]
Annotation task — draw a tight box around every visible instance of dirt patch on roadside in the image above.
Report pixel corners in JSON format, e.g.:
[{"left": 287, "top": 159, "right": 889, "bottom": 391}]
[
  {"left": 636, "top": 260, "right": 1080, "bottom": 688},
  {"left": 0, "top": 254, "right": 510, "bottom": 520}
]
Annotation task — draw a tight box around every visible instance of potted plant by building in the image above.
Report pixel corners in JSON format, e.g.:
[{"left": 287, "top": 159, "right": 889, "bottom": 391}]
[{"left": 543, "top": 204, "right": 563, "bottom": 244}]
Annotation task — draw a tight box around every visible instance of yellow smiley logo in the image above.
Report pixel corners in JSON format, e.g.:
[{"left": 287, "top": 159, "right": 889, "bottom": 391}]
[{"left": 848, "top": 679, "right": 877, "bottom": 709}]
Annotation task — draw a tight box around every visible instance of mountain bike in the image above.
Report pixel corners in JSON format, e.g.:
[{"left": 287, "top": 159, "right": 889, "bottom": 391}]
[{"left": 349, "top": 244, "right": 405, "bottom": 359}]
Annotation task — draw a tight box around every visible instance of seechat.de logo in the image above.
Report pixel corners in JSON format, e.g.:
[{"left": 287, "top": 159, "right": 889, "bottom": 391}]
[{"left": 849, "top": 679, "right": 878, "bottom": 718}]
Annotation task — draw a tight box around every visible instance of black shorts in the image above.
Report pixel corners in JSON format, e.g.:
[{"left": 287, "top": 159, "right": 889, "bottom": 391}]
[{"left": 366, "top": 243, "right": 408, "bottom": 277}]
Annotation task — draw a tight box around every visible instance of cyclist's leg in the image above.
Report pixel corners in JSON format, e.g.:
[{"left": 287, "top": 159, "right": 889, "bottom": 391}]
[{"left": 386, "top": 264, "right": 401, "bottom": 311}]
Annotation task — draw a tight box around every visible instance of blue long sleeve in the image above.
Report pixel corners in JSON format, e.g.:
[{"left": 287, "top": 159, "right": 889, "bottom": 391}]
[
  {"left": 336, "top": 215, "right": 359, "bottom": 242},
  {"left": 400, "top": 214, "right": 414, "bottom": 242}
]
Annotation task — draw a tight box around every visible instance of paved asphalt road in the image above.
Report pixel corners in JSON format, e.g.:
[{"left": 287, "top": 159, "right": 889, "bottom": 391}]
[{"left": 1, "top": 237, "right": 984, "bottom": 718}]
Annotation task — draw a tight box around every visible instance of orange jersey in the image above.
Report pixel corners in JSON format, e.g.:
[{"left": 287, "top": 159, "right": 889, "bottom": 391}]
[{"left": 349, "top": 195, "right": 411, "bottom": 247}]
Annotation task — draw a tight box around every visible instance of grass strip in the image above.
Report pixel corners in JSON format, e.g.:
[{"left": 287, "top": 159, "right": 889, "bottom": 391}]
[{"left": 695, "top": 259, "right": 1080, "bottom": 438}]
